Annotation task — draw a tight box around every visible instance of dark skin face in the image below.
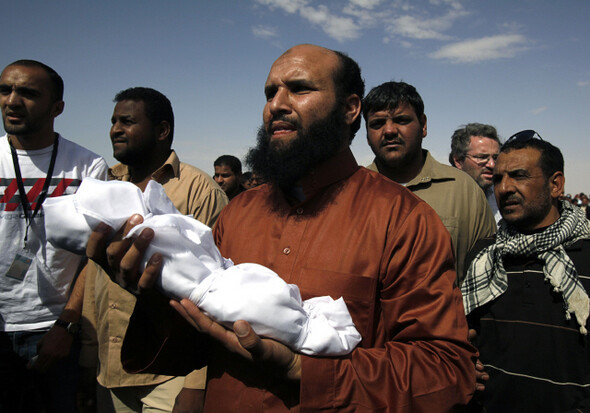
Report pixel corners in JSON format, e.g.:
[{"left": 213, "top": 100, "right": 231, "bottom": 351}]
[
  {"left": 365, "top": 102, "right": 427, "bottom": 183},
  {"left": 493, "top": 147, "right": 564, "bottom": 231},
  {"left": 110, "top": 99, "right": 170, "bottom": 187},
  {"left": 263, "top": 44, "right": 361, "bottom": 154},
  {"left": 214, "top": 165, "right": 241, "bottom": 198},
  {"left": 247, "top": 45, "right": 361, "bottom": 188},
  {"left": 111, "top": 100, "right": 159, "bottom": 164},
  {"left": 0, "top": 65, "right": 64, "bottom": 149}
]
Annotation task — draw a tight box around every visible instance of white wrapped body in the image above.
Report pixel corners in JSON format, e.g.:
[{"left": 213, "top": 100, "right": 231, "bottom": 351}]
[{"left": 44, "top": 178, "right": 361, "bottom": 355}]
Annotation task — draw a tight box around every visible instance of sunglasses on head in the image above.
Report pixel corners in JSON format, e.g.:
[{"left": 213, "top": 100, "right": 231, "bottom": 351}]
[{"left": 503, "top": 129, "right": 544, "bottom": 148}]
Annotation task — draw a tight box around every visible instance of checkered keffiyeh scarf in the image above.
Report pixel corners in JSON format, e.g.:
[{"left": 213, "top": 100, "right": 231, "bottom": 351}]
[{"left": 462, "top": 200, "right": 590, "bottom": 334}]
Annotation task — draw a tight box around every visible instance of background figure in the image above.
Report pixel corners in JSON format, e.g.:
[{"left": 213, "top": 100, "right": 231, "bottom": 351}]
[
  {"left": 462, "top": 132, "right": 590, "bottom": 412},
  {"left": 363, "top": 81, "right": 496, "bottom": 284},
  {"left": 450, "top": 122, "right": 502, "bottom": 223},
  {"left": 73, "top": 87, "right": 227, "bottom": 413},
  {"left": 241, "top": 171, "right": 253, "bottom": 189},
  {"left": 248, "top": 170, "right": 265, "bottom": 188},
  {"left": 213, "top": 154, "right": 245, "bottom": 200},
  {"left": 0, "top": 60, "right": 108, "bottom": 412}
]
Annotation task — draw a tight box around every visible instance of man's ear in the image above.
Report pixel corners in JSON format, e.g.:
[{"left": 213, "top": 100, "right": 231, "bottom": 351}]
[
  {"left": 157, "top": 121, "right": 171, "bottom": 143},
  {"left": 452, "top": 155, "right": 464, "bottom": 170},
  {"left": 52, "top": 100, "right": 65, "bottom": 118},
  {"left": 549, "top": 171, "right": 565, "bottom": 200},
  {"left": 420, "top": 114, "right": 427, "bottom": 138},
  {"left": 344, "top": 94, "right": 361, "bottom": 127}
]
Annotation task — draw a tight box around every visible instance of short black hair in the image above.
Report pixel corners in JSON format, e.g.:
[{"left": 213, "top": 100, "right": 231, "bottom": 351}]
[
  {"left": 332, "top": 50, "right": 365, "bottom": 139},
  {"left": 501, "top": 137, "right": 564, "bottom": 179},
  {"left": 362, "top": 81, "right": 424, "bottom": 125},
  {"left": 214, "top": 155, "right": 242, "bottom": 175},
  {"left": 6, "top": 59, "right": 64, "bottom": 102},
  {"left": 449, "top": 123, "right": 500, "bottom": 165},
  {"left": 114, "top": 87, "right": 174, "bottom": 143}
]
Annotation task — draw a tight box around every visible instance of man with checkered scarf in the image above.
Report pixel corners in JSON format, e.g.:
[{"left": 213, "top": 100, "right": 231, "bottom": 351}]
[{"left": 462, "top": 131, "right": 590, "bottom": 412}]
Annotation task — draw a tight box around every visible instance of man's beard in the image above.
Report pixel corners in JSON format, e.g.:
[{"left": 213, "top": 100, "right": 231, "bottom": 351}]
[
  {"left": 246, "top": 104, "right": 347, "bottom": 188},
  {"left": 476, "top": 169, "right": 494, "bottom": 191},
  {"left": 2, "top": 112, "right": 48, "bottom": 137},
  {"left": 499, "top": 187, "right": 553, "bottom": 230}
]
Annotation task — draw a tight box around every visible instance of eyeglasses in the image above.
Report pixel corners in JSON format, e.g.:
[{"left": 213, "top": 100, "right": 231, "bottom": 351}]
[
  {"left": 503, "top": 129, "right": 543, "bottom": 148},
  {"left": 465, "top": 153, "right": 498, "bottom": 165}
]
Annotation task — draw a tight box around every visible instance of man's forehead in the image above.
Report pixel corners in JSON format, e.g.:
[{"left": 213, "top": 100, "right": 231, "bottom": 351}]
[
  {"left": 266, "top": 45, "right": 338, "bottom": 84},
  {"left": 0, "top": 65, "right": 50, "bottom": 88},
  {"left": 265, "top": 64, "right": 309, "bottom": 84},
  {"left": 368, "top": 102, "right": 416, "bottom": 118},
  {"left": 497, "top": 147, "right": 541, "bottom": 170},
  {"left": 215, "top": 165, "right": 235, "bottom": 174},
  {"left": 113, "top": 99, "right": 145, "bottom": 115},
  {"left": 468, "top": 136, "right": 500, "bottom": 152}
]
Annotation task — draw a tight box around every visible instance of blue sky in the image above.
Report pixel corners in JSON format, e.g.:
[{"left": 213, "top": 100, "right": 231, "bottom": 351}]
[{"left": 3, "top": 0, "right": 589, "bottom": 193}]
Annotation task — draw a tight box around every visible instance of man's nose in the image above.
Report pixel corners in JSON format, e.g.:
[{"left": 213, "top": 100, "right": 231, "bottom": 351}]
[
  {"left": 5, "top": 90, "right": 20, "bottom": 106},
  {"left": 497, "top": 176, "right": 514, "bottom": 193},
  {"left": 110, "top": 122, "right": 122, "bottom": 137},
  {"left": 267, "top": 88, "right": 291, "bottom": 116},
  {"left": 383, "top": 120, "right": 397, "bottom": 136}
]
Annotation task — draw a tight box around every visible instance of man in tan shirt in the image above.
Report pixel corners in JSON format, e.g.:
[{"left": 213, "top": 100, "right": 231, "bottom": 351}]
[
  {"left": 74, "top": 87, "right": 227, "bottom": 412},
  {"left": 363, "top": 81, "right": 496, "bottom": 283}
]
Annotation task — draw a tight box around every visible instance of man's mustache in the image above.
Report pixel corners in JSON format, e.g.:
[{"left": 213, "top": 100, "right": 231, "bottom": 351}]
[
  {"left": 499, "top": 194, "right": 522, "bottom": 207},
  {"left": 268, "top": 115, "right": 299, "bottom": 132}
]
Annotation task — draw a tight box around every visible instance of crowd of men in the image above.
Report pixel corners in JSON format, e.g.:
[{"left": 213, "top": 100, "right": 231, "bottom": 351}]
[{"left": 1, "top": 44, "right": 589, "bottom": 413}]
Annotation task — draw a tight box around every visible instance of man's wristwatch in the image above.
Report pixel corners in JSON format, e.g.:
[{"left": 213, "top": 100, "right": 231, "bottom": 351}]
[{"left": 54, "top": 319, "right": 81, "bottom": 335}]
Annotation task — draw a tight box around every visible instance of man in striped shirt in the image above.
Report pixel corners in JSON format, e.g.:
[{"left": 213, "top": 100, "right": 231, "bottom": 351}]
[{"left": 462, "top": 132, "right": 590, "bottom": 412}]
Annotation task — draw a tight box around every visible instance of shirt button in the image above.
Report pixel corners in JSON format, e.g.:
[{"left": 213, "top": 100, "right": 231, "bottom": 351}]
[
  {"left": 296, "top": 208, "right": 303, "bottom": 215},
  {"left": 283, "top": 247, "right": 291, "bottom": 255},
  {"left": 111, "top": 337, "right": 119, "bottom": 343},
  {"left": 111, "top": 303, "right": 117, "bottom": 309}
]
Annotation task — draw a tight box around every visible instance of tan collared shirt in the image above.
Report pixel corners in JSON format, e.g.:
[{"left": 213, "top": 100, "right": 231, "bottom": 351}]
[
  {"left": 368, "top": 150, "right": 496, "bottom": 284},
  {"left": 81, "top": 150, "right": 228, "bottom": 388}
]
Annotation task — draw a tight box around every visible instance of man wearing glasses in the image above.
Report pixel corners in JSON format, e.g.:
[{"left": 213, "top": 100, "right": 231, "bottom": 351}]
[
  {"left": 364, "top": 81, "right": 496, "bottom": 285},
  {"left": 449, "top": 123, "right": 502, "bottom": 223},
  {"left": 462, "top": 131, "right": 590, "bottom": 412}
]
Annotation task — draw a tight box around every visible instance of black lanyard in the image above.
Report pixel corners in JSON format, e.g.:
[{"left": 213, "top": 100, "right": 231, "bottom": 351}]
[{"left": 9, "top": 134, "right": 59, "bottom": 247}]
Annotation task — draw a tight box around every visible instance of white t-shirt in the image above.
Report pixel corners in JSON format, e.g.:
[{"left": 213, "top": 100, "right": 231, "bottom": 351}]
[{"left": 0, "top": 134, "right": 108, "bottom": 332}]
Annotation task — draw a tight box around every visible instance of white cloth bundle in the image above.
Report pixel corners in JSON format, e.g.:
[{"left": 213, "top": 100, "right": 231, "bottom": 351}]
[{"left": 44, "top": 178, "right": 361, "bottom": 356}]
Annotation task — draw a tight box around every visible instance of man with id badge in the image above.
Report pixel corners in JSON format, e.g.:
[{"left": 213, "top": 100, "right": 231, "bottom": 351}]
[{"left": 0, "top": 60, "right": 108, "bottom": 412}]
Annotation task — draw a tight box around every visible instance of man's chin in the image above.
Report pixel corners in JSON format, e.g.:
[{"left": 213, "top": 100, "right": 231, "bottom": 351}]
[
  {"left": 269, "top": 135, "right": 297, "bottom": 152},
  {"left": 113, "top": 151, "right": 132, "bottom": 165},
  {"left": 499, "top": 206, "right": 522, "bottom": 220},
  {"left": 3, "top": 125, "right": 28, "bottom": 135},
  {"left": 481, "top": 183, "right": 493, "bottom": 192}
]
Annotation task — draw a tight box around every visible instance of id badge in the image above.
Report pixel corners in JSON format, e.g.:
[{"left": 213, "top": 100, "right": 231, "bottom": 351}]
[{"left": 5, "top": 249, "right": 34, "bottom": 281}]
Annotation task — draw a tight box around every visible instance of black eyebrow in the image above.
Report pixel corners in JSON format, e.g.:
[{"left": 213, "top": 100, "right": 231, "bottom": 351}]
[
  {"left": 9, "top": 85, "right": 41, "bottom": 97},
  {"left": 264, "top": 78, "right": 317, "bottom": 98},
  {"left": 264, "top": 84, "right": 276, "bottom": 98},
  {"left": 508, "top": 168, "right": 529, "bottom": 176},
  {"left": 284, "top": 79, "right": 315, "bottom": 89},
  {"left": 111, "top": 114, "right": 133, "bottom": 122}
]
